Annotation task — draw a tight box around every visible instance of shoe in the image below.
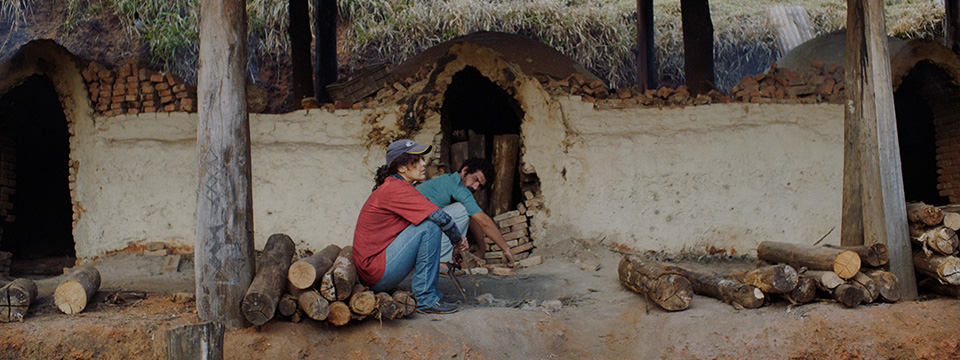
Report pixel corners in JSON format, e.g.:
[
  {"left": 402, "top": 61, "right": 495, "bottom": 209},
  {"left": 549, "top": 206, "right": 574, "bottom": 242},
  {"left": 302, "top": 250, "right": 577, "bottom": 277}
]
[{"left": 417, "top": 301, "right": 460, "bottom": 314}]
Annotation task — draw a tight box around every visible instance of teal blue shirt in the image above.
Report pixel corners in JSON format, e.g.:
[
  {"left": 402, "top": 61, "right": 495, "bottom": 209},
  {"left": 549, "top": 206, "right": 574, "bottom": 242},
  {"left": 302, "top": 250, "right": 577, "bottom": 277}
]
[{"left": 416, "top": 173, "right": 483, "bottom": 216}]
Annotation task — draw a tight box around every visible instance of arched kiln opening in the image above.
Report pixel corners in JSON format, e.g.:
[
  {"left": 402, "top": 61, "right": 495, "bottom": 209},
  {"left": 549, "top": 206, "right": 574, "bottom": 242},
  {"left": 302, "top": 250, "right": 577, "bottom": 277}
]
[
  {"left": 438, "top": 66, "right": 540, "bottom": 264},
  {"left": 0, "top": 75, "right": 75, "bottom": 267},
  {"left": 894, "top": 61, "right": 959, "bottom": 205}
]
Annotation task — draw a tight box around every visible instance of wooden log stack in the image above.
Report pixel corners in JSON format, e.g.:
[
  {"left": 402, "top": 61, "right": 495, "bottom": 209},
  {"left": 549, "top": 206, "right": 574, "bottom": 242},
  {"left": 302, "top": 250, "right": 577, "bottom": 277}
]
[
  {"left": 0, "top": 278, "right": 37, "bottom": 322},
  {"left": 81, "top": 60, "right": 198, "bottom": 117},
  {"left": 54, "top": 265, "right": 101, "bottom": 314},
  {"left": 483, "top": 177, "right": 544, "bottom": 265},
  {"left": 908, "top": 202, "right": 960, "bottom": 298}
]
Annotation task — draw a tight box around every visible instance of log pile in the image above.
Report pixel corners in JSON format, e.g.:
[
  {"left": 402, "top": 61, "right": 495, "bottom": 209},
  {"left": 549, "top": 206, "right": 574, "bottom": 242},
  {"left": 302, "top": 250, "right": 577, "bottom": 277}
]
[
  {"left": 81, "top": 60, "right": 198, "bottom": 116},
  {"left": 910, "top": 202, "right": 960, "bottom": 297},
  {"left": 483, "top": 178, "right": 545, "bottom": 265},
  {"left": 0, "top": 278, "right": 37, "bottom": 322}
]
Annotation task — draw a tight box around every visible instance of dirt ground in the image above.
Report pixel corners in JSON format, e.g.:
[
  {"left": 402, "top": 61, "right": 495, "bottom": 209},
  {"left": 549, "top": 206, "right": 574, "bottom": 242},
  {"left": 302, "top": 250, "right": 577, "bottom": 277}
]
[{"left": 3, "top": 241, "right": 960, "bottom": 360}]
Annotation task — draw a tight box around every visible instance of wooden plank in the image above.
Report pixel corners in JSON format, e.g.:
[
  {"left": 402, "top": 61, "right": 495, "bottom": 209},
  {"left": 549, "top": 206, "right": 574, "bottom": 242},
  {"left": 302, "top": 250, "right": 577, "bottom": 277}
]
[
  {"left": 490, "top": 135, "right": 520, "bottom": 216},
  {"left": 196, "top": 0, "right": 256, "bottom": 330},
  {"left": 680, "top": 0, "right": 714, "bottom": 95},
  {"left": 165, "top": 322, "right": 224, "bottom": 360},
  {"left": 766, "top": 5, "right": 815, "bottom": 54},
  {"left": 845, "top": 0, "right": 917, "bottom": 300},
  {"left": 636, "top": 0, "right": 655, "bottom": 91},
  {"left": 947, "top": 0, "right": 960, "bottom": 55}
]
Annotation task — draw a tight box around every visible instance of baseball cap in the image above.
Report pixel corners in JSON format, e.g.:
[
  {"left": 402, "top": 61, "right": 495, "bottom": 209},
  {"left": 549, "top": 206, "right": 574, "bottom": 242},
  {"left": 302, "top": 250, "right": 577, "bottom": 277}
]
[{"left": 385, "top": 139, "right": 431, "bottom": 166}]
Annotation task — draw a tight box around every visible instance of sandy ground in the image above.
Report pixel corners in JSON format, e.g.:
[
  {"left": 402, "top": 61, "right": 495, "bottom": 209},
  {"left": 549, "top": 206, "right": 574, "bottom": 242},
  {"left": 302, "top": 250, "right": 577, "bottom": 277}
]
[{"left": 2, "top": 243, "right": 960, "bottom": 360}]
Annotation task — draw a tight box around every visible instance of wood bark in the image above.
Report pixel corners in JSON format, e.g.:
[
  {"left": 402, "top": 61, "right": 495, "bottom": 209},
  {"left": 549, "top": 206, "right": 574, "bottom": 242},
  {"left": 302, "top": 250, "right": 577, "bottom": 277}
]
[
  {"left": 784, "top": 276, "right": 817, "bottom": 305},
  {"left": 830, "top": 283, "right": 865, "bottom": 308},
  {"left": 288, "top": 244, "right": 341, "bottom": 289},
  {"left": 297, "top": 289, "right": 329, "bottom": 321},
  {"left": 348, "top": 285, "right": 376, "bottom": 316},
  {"left": 54, "top": 265, "right": 101, "bottom": 314},
  {"left": 467, "top": 130, "right": 488, "bottom": 212},
  {"left": 842, "top": 0, "right": 917, "bottom": 300},
  {"left": 910, "top": 225, "right": 958, "bottom": 256},
  {"left": 617, "top": 255, "right": 694, "bottom": 311},
  {"left": 913, "top": 251, "right": 960, "bottom": 285},
  {"left": 907, "top": 202, "right": 944, "bottom": 226},
  {"left": 165, "top": 322, "right": 224, "bottom": 360},
  {"left": 0, "top": 278, "right": 37, "bottom": 322},
  {"left": 313, "top": 0, "right": 338, "bottom": 102},
  {"left": 320, "top": 246, "right": 356, "bottom": 302},
  {"left": 327, "top": 301, "right": 351, "bottom": 326},
  {"left": 804, "top": 270, "right": 845, "bottom": 290},
  {"left": 680, "top": 0, "right": 715, "bottom": 95},
  {"left": 757, "top": 242, "right": 861, "bottom": 279},
  {"left": 863, "top": 269, "right": 901, "bottom": 302},
  {"left": 490, "top": 134, "right": 520, "bottom": 216},
  {"left": 727, "top": 264, "right": 798, "bottom": 294},
  {"left": 636, "top": 0, "right": 655, "bottom": 91},
  {"left": 825, "top": 243, "right": 889, "bottom": 267},
  {"left": 278, "top": 294, "right": 298, "bottom": 317},
  {"left": 850, "top": 272, "right": 879, "bottom": 303},
  {"left": 288, "top": 0, "right": 312, "bottom": 106},
  {"left": 197, "top": 0, "right": 255, "bottom": 330},
  {"left": 670, "top": 266, "right": 764, "bottom": 309},
  {"left": 392, "top": 290, "right": 417, "bottom": 318},
  {"left": 375, "top": 292, "right": 402, "bottom": 320},
  {"left": 242, "top": 234, "right": 296, "bottom": 326}
]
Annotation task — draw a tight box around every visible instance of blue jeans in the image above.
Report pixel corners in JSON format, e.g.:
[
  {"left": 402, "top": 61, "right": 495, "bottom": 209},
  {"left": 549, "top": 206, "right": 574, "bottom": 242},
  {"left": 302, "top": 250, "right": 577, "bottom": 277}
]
[
  {"left": 439, "top": 203, "right": 470, "bottom": 263},
  {"left": 371, "top": 220, "right": 444, "bottom": 309}
]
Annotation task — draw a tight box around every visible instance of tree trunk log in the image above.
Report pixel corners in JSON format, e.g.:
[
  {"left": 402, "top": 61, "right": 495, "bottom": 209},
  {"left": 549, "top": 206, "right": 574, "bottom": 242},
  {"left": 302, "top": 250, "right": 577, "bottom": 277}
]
[
  {"left": 490, "top": 134, "right": 520, "bottom": 216},
  {"left": 804, "top": 270, "right": 845, "bottom": 290},
  {"left": 913, "top": 251, "right": 960, "bottom": 285},
  {"left": 288, "top": 244, "right": 341, "bottom": 289},
  {"left": 0, "top": 278, "right": 37, "bottom": 322},
  {"left": 907, "top": 202, "right": 944, "bottom": 226},
  {"left": 670, "top": 266, "right": 764, "bottom": 309},
  {"left": 784, "top": 276, "right": 817, "bottom": 305},
  {"left": 164, "top": 322, "right": 224, "bottom": 360},
  {"left": 375, "top": 292, "right": 402, "bottom": 320},
  {"left": 830, "top": 283, "right": 865, "bottom": 308},
  {"left": 680, "top": 0, "right": 715, "bottom": 95},
  {"left": 850, "top": 272, "right": 879, "bottom": 303},
  {"left": 54, "top": 265, "right": 101, "bottom": 314},
  {"left": 298, "top": 289, "right": 329, "bottom": 321},
  {"left": 617, "top": 255, "right": 693, "bottom": 311},
  {"left": 288, "top": 0, "right": 312, "bottom": 106},
  {"left": 467, "top": 130, "right": 488, "bottom": 212},
  {"left": 824, "top": 243, "right": 889, "bottom": 267},
  {"left": 727, "top": 264, "right": 798, "bottom": 294},
  {"left": 910, "top": 225, "right": 958, "bottom": 256},
  {"left": 943, "top": 211, "right": 960, "bottom": 231},
  {"left": 327, "top": 301, "right": 351, "bottom": 326},
  {"left": 313, "top": 0, "right": 338, "bottom": 102},
  {"left": 348, "top": 285, "right": 376, "bottom": 316},
  {"left": 242, "top": 234, "right": 296, "bottom": 326},
  {"left": 863, "top": 269, "right": 901, "bottom": 302},
  {"left": 197, "top": 0, "right": 255, "bottom": 330},
  {"left": 450, "top": 141, "right": 468, "bottom": 174},
  {"left": 320, "top": 246, "right": 356, "bottom": 302},
  {"left": 923, "top": 279, "right": 960, "bottom": 298},
  {"left": 757, "top": 241, "right": 861, "bottom": 279},
  {"left": 287, "top": 308, "right": 304, "bottom": 323},
  {"left": 278, "top": 294, "right": 298, "bottom": 317},
  {"left": 392, "top": 290, "right": 417, "bottom": 318},
  {"left": 636, "top": 0, "right": 656, "bottom": 91}
]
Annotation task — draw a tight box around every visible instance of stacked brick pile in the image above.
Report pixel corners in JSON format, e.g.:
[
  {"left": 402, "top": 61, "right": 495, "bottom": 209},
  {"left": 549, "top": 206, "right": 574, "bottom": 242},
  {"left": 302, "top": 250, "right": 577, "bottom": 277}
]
[
  {"left": 937, "top": 124, "right": 960, "bottom": 203},
  {"left": 484, "top": 177, "right": 545, "bottom": 264},
  {"left": 81, "top": 60, "right": 197, "bottom": 116}
]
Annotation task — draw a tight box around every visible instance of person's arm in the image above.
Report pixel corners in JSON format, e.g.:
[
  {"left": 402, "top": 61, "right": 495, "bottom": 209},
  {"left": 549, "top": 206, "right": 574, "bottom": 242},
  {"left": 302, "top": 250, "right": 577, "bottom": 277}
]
[
  {"left": 471, "top": 211, "right": 516, "bottom": 266},
  {"left": 426, "top": 209, "right": 468, "bottom": 251}
]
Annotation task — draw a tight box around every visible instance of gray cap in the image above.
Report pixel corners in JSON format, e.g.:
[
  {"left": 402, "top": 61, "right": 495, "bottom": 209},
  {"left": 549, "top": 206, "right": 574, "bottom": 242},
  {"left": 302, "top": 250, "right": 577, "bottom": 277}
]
[{"left": 385, "top": 139, "right": 431, "bottom": 166}]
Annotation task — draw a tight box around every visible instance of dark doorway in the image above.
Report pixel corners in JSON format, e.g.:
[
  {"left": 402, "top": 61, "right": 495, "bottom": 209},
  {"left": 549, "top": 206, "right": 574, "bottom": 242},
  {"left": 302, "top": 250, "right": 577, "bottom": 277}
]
[
  {"left": 439, "top": 66, "right": 524, "bottom": 214},
  {"left": 894, "top": 61, "right": 952, "bottom": 206},
  {"left": 0, "top": 75, "right": 74, "bottom": 261}
]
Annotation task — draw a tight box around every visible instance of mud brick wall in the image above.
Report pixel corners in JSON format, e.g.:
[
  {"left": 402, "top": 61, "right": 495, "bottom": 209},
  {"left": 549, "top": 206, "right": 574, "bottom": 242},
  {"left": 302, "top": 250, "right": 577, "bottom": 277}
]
[
  {"left": 932, "top": 91, "right": 960, "bottom": 203},
  {"left": 81, "top": 60, "right": 197, "bottom": 116}
]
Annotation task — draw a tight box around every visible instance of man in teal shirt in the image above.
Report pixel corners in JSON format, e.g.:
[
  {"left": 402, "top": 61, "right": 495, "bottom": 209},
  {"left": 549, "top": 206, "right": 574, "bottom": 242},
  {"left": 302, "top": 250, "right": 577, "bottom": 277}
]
[{"left": 417, "top": 158, "right": 517, "bottom": 266}]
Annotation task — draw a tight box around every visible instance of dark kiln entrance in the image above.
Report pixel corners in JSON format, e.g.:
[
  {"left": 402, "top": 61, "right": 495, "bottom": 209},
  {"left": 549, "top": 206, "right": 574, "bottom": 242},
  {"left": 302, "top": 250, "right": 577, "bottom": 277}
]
[{"left": 0, "top": 75, "right": 75, "bottom": 267}]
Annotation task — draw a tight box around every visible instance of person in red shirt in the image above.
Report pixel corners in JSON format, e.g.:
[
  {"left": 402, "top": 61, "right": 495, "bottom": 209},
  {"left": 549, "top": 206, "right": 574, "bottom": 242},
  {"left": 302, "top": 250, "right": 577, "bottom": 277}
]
[{"left": 353, "top": 139, "right": 469, "bottom": 314}]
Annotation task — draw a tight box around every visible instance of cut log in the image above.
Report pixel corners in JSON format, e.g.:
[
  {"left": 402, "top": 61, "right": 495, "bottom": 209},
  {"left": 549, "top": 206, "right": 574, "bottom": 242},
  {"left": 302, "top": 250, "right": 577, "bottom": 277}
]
[
  {"left": 391, "top": 290, "right": 417, "bottom": 318},
  {"left": 804, "top": 270, "right": 845, "bottom": 290},
  {"left": 278, "top": 294, "right": 299, "bottom": 317},
  {"left": 757, "top": 241, "right": 860, "bottom": 279},
  {"left": 824, "top": 243, "right": 889, "bottom": 267},
  {"left": 784, "top": 276, "right": 817, "bottom": 305},
  {"left": 242, "top": 234, "right": 296, "bottom": 326},
  {"left": 375, "top": 292, "right": 402, "bottom": 320},
  {"left": 727, "top": 264, "right": 798, "bottom": 294},
  {"left": 297, "top": 290, "right": 330, "bottom": 321},
  {"left": 850, "top": 272, "right": 879, "bottom": 303},
  {"left": 490, "top": 134, "right": 520, "bottom": 216},
  {"left": 348, "top": 285, "right": 376, "bottom": 316},
  {"left": 910, "top": 225, "right": 958, "bottom": 256},
  {"left": 943, "top": 211, "right": 960, "bottom": 231},
  {"left": 288, "top": 244, "right": 341, "bottom": 289},
  {"left": 617, "top": 255, "right": 693, "bottom": 311},
  {"left": 670, "top": 266, "right": 764, "bottom": 309},
  {"left": 320, "top": 246, "right": 356, "bottom": 302},
  {"left": 0, "top": 278, "right": 38, "bottom": 322},
  {"left": 327, "top": 301, "right": 351, "bottom": 326},
  {"left": 54, "top": 265, "right": 101, "bottom": 314},
  {"left": 913, "top": 251, "right": 960, "bottom": 285},
  {"left": 164, "top": 322, "right": 224, "bottom": 360},
  {"left": 923, "top": 279, "right": 960, "bottom": 298},
  {"left": 863, "top": 269, "right": 901, "bottom": 302},
  {"left": 830, "top": 283, "right": 865, "bottom": 308},
  {"left": 287, "top": 308, "right": 304, "bottom": 323},
  {"left": 907, "top": 201, "right": 944, "bottom": 226}
]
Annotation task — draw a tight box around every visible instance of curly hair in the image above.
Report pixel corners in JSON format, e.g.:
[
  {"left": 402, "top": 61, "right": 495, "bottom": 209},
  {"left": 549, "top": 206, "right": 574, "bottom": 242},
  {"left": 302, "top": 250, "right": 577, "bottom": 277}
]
[
  {"left": 459, "top": 157, "right": 496, "bottom": 184},
  {"left": 373, "top": 153, "right": 423, "bottom": 191}
]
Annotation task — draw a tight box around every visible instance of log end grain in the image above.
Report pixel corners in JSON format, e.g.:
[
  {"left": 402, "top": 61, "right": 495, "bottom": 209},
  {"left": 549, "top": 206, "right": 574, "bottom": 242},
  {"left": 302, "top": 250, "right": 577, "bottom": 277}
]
[
  {"left": 327, "top": 301, "right": 351, "bottom": 326},
  {"left": 287, "top": 261, "right": 317, "bottom": 290},
  {"left": 241, "top": 293, "right": 276, "bottom": 326},
  {"left": 392, "top": 291, "right": 417, "bottom": 318},
  {"left": 54, "top": 280, "right": 88, "bottom": 314},
  {"left": 298, "top": 290, "right": 330, "bottom": 321},
  {"left": 833, "top": 284, "right": 864, "bottom": 308},
  {"left": 786, "top": 276, "right": 817, "bottom": 305},
  {"left": 769, "top": 265, "right": 800, "bottom": 293},
  {"left": 348, "top": 291, "right": 376, "bottom": 316},
  {"left": 652, "top": 274, "right": 694, "bottom": 311},
  {"left": 833, "top": 251, "right": 861, "bottom": 279}
]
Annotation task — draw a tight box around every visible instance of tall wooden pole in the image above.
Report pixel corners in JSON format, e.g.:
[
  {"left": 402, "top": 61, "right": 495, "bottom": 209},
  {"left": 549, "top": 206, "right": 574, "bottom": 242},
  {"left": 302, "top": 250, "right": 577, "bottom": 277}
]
[
  {"left": 947, "top": 0, "right": 960, "bottom": 56},
  {"left": 636, "top": 0, "right": 655, "bottom": 91},
  {"left": 680, "top": 0, "right": 714, "bottom": 95},
  {"left": 197, "top": 0, "right": 256, "bottom": 329},
  {"left": 843, "top": 0, "right": 917, "bottom": 300},
  {"left": 313, "top": 0, "right": 338, "bottom": 103},
  {"left": 289, "top": 0, "right": 313, "bottom": 107}
]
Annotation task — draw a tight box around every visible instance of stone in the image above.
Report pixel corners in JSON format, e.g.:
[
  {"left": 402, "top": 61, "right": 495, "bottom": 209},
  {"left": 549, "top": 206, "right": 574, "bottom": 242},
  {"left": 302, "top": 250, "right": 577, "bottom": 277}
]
[
  {"left": 517, "top": 255, "right": 543, "bottom": 268},
  {"left": 146, "top": 241, "right": 166, "bottom": 251},
  {"left": 162, "top": 254, "right": 181, "bottom": 273},
  {"left": 491, "top": 267, "right": 516, "bottom": 277},
  {"left": 467, "top": 267, "right": 488, "bottom": 275},
  {"left": 541, "top": 300, "right": 562, "bottom": 312},
  {"left": 171, "top": 292, "right": 195, "bottom": 303},
  {"left": 519, "top": 299, "right": 538, "bottom": 310},
  {"left": 580, "top": 260, "right": 601, "bottom": 272},
  {"left": 476, "top": 293, "right": 496, "bottom": 305},
  {"left": 145, "top": 249, "right": 170, "bottom": 256}
]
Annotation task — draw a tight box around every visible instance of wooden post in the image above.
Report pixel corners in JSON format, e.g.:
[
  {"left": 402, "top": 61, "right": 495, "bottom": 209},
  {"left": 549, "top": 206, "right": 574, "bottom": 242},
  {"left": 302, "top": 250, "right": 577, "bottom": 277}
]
[
  {"left": 680, "top": 0, "right": 714, "bottom": 95},
  {"left": 947, "top": 0, "right": 960, "bottom": 55},
  {"left": 490, "top": 134, "right": 520, "bottom": 216},
  {"left": 844, "top": 0, "right": 918, "bottom": 300},
  {"left": 313, "top": 0, "right": 338, "bottom": 103},
  {"left": 165, "top": 322, "right": 224, "bottom": 360},
  {"left": 468, "top": 130, "right": 488, "bottom": 212},
  {"left": 289, "top": 0, "right": 312, "bottom": 106},
  {"left": 636, "top": 0, "right": 655, "bottom": 91},
  {"left": 197, "top": 0, "right": 256, "bottom": 330}
]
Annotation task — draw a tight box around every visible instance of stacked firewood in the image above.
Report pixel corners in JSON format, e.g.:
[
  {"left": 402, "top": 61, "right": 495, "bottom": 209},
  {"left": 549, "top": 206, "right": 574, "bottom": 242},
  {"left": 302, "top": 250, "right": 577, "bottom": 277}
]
[
  {"left": 244, "top": 236, "right": 415, "bottom": 327},
  {"left": 81, "top": 60, "right": 197, "bottom": 116},
  {"left": 910, "top": 202, "right": 960, "bottom": 296},
  {"left": 483, "top": 180, "right": 544, "bottom": 265},
  {"left": 618, "top": 239, "right": 900, "bottom": 311}
]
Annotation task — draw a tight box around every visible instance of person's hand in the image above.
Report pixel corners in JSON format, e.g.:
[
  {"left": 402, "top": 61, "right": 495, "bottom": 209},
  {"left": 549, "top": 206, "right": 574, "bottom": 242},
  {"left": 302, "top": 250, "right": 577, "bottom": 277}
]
[
  {"left": 504, "top": 251, "right": 517, "bottom": 268},
  {"left": 456, "top": 236, "right": 469, "bottom": 253}
]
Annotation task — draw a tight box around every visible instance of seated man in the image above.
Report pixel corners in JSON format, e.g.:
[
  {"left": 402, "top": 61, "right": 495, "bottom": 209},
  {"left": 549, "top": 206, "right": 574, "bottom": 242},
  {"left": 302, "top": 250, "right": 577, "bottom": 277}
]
[{"left": 417, "top": 158, "right": 517, "bottom": 266}]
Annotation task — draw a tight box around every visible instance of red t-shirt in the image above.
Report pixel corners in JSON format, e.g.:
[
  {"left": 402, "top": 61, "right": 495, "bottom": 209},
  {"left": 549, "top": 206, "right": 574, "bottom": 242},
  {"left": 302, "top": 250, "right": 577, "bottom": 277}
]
[{"left": 353, "top": 176, "right": 439, "bottom": 286}]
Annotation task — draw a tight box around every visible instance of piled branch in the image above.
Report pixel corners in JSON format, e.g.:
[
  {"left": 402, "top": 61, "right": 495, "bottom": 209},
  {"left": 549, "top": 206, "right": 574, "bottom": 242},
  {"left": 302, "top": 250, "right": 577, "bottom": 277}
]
[
  {"left": 910, "top": 226, "right": 958, "bottom": 256},
  {"left": 784, "top": 276, "right": 817, "bottom": 305},
  {"left": 913, "top": 250, "right": 960, "bottom": 285},
  {"left": 242, "top": 234, "right": 296, "bottom": 326},
  {"left": 824, "top": 243, "right": 889, "bottom": 267},
  {"left": 757, "top": 241, "right": 861, "bottom": 279},
  {"left": 669, "top": 266, "right": 764, "bottom": 309},
  {"left": 54, "top": 265, "right": 101, "bottom": 314},
  {"left": 0, "top": 278, "right": 37, "bottom": 322},
  {"left": 907, "top": 202, "right": 944, "bottom": 226},
  {"left": 727, "top": 264, "right": 798, "bottom": 294},
  {"left": 618, "top": 255, "right": 693, "bottom": 311},
  {"left": 288, "top": 244, "right": 341, "bottom": 289},
  {"left": 863, "top": 269, "right": 902, "bottom": 302},
  {"left": 320, "top": 246, "right": 356, "bottom": 302}
]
